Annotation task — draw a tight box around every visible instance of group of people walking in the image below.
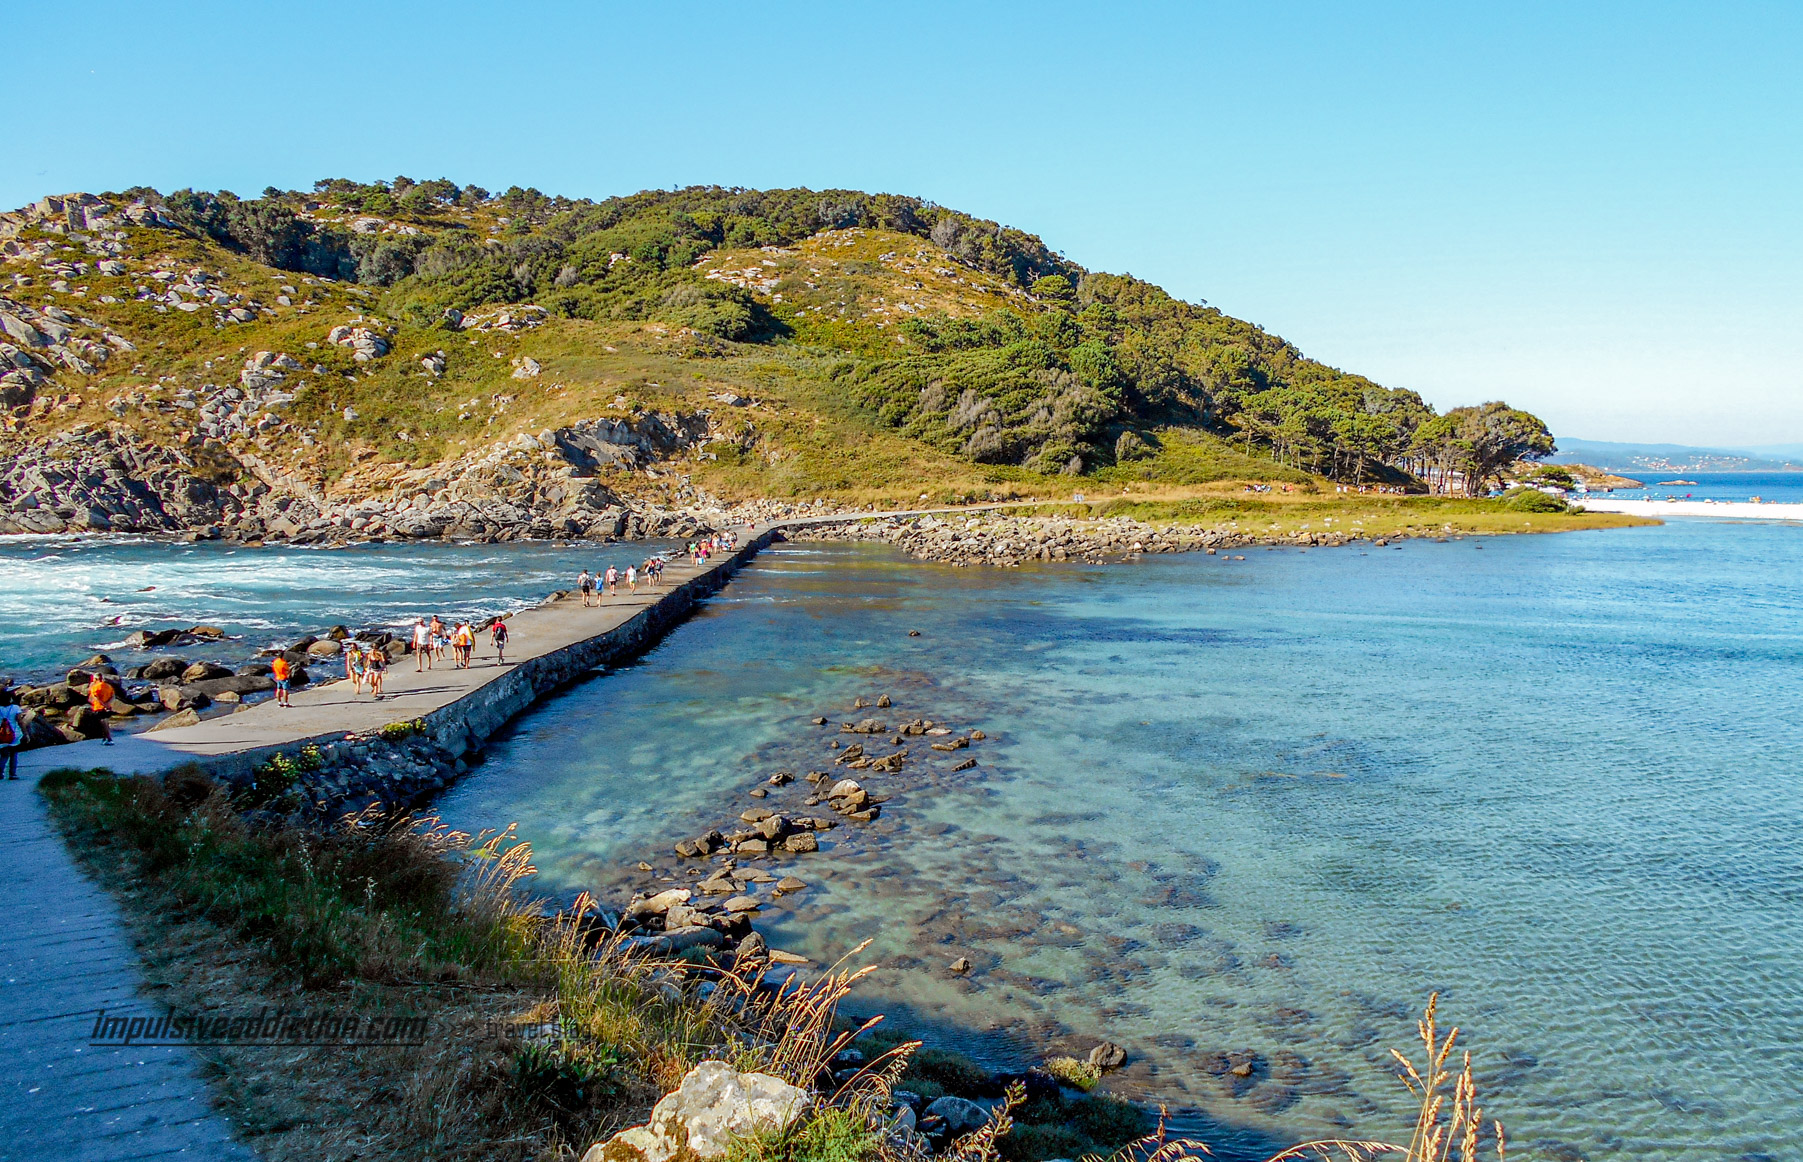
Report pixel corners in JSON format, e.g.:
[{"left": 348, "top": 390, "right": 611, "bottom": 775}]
[
  {"left": 688, "top": 532, "right": 737, "bottom": 567},
  {"left": 407, "top": 615, "right": 510, "bottom": 676},
  {"left": 577, "top": 556, "right": 667, "bottom": 606},
  {"left": 573, "top": 534, "right": 744, "bottom": 606}
]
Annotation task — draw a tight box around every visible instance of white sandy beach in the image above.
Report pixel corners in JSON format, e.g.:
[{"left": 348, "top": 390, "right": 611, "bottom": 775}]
[{"left": 1578, "top": 497, "right": 1803, "bottom": 520}]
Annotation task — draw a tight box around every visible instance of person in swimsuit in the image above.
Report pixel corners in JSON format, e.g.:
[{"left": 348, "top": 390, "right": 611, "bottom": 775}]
[
  {"left": 345, "top": 644, "right": 364, "bottom": 693},
  {"left": 604, "top": 566, "right": 617, "bottom": 597},
  {"left": 367, "top": 646, "right": 387, "bottom": 699}
]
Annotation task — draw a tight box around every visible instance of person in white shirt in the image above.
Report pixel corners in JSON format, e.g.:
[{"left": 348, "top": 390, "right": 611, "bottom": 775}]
[{"left": 412, "top": 618, "right": 432, "bottom": 671}]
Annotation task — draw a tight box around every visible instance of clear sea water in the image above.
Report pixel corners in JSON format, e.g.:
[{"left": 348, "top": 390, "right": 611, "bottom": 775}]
[
  {"left": 433, "top": 523, "right": 1803, "bottom": 1162},
  {"left": 0, "top": 536, "right": 680, "bottom": 684},
  {"left": 5, "top": 522, "right": 1799, "bottom": 1160},
  {"left": 1592, "top": 469, "right": 1803, "bottom": 504}
]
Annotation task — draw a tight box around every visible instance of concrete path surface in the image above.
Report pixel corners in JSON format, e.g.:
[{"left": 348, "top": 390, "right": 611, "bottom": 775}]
[{"left": 0, "top": 775, "right": 255, "bottom": 1161}]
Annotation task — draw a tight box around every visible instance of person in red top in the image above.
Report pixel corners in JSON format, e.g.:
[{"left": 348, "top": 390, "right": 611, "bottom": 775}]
[
  {"left": 86, "top": 674, "right": 115, "bottom": 746},
  {"left": 271, "top": 655, "right": 293, "bottom": 707}
]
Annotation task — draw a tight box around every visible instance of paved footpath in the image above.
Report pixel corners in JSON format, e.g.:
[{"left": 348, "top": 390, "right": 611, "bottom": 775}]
[
  {"left": 1, "top": 503, "right": 1022, "bottom": 1158},
  {"left": 0, "top": 777, "right": 255, "bottom": 1161}
]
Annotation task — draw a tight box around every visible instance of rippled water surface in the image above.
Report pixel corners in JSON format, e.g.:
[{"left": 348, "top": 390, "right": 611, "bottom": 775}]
[
  {"left": 436, "top": 523, "right": 1803, "bottom": 1162},
  {"left": 0, "top": 536, "right": 678, "bottom": 682}
]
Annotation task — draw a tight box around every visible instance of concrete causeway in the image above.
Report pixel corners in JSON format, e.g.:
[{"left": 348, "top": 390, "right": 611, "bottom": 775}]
[
  {"left": 16, "top": 520, "right": 787, "bottom": 782},
  {"left": 1, "top": 502, "right": 1021, "bottom": 1158}
]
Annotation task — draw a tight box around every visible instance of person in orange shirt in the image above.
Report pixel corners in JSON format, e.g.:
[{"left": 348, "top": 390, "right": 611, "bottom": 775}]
[
  {"left": 271, "top": 655, "right": 292, "bottom": 707},
  {"left": 86, "top": 674, "right": 116, "bottom": 746}
]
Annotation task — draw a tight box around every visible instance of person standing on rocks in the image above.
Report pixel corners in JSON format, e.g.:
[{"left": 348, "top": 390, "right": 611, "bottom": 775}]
[
  {"left": 0, "top": 691, "right": 24, "bottom": 778},
  {"left": 271, "top": 654, "right": 292, "bottom": 707},
  {"left": 490, "top": 617, "right": 509, "bottom": 665},
  {"left": 86, "top": 673, "right": 115, "bottom": 746}
]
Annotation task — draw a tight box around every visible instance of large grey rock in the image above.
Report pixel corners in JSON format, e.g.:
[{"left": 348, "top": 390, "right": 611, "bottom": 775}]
[
  {"left": 148, "top": 707, "right": 201, "bottom": 732},
  {"left": 626, "top": 888, "right": 691, "bottom": 918},
  {"left": 0, "top": 313, "right": 44, "bottom": 346},
  {"left": 925, "top": 1095, "right": 989, "bottom": 1136},
  {"left": 1087, "top": 1041, "right": 1128, "bottom": 1070},
  {"left": 582, "top": 1060, "right": 810, "bottom": 1162},
  {"left": 180, "top": 661, "right": 232, "bottom": 683}
]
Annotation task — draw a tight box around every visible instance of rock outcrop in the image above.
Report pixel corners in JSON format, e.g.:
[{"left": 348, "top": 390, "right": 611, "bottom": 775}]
[{"left": 581, "top": 1061, "right": 810, "bottom": 1162}]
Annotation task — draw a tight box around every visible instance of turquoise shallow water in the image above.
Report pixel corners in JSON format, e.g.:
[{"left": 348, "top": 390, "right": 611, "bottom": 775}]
[
  {"left": 435, "top": 523, "right": 1803, "bottom": 1162},
  {"left": 5, "top": 523, "right": 1798, "bottom": 1159}
]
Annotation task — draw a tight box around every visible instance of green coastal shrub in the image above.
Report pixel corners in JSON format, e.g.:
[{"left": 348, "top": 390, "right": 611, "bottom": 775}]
[
  {"left": 380, "top": 718, "right": 427, "bottom": 742},
  {"left": 1041, "top": 1055, "right": 1100, "bottom": 1090},
  {"left": 1503, "top": 487, "right": 1570, "bottom": 513}
]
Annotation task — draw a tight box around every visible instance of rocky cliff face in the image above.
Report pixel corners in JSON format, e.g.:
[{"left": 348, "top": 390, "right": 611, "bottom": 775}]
[{"left": 0, "top": 410, "right": 731, "bottom": 542}]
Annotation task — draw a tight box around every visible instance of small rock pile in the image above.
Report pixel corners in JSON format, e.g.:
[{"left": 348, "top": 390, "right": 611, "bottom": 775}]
[{"left": 326, "top": 323, "right": 391, "bottom": 361}]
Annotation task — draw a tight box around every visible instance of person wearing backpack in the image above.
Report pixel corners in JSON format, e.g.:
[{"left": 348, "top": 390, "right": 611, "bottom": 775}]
[{"left": 0, "top": 692, "right": 23, "bottom": 779}]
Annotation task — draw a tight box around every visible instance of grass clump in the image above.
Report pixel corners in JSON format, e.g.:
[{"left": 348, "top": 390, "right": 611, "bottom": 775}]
[
  {"left": 380, "top": 718, "right": 428, "bottom": 741},
  {"left": 1039, "top": 1056, "right": 1100, "bottom": 1091},
  {"left": 721, "top": 1105, "right": 885, "bottom": 1162}
]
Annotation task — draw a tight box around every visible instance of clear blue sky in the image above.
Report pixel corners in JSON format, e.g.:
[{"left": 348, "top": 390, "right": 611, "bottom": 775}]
[{"left": 7, "top": 1, "right": 1799, "bottom": 446}]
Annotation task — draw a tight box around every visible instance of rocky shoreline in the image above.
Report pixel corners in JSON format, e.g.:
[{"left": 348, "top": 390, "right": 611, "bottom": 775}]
[
  {"left": 3, "top": 620, "right": 458, "bottom": 748},
  {"left": 794, "top": 510, "right": 1376, "bottom": 566}
]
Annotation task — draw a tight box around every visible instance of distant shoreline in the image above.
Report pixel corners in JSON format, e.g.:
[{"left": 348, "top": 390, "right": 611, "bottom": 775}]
[{"left": 1577, "top": 497, "right": 1803, "bottom": 521}]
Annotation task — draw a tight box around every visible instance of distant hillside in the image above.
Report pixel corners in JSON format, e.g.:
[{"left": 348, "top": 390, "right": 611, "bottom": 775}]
[
  {"left": 0, "top": 179, "right": 1557, "bottom": 532},
  {"left": 1549, "top": 439, "right": 1803, "bottom": 474}
]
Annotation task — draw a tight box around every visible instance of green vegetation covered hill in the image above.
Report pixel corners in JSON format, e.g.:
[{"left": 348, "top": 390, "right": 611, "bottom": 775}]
[{"left": 1, "top": 179, "right": 1554, "bottom": 510}]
